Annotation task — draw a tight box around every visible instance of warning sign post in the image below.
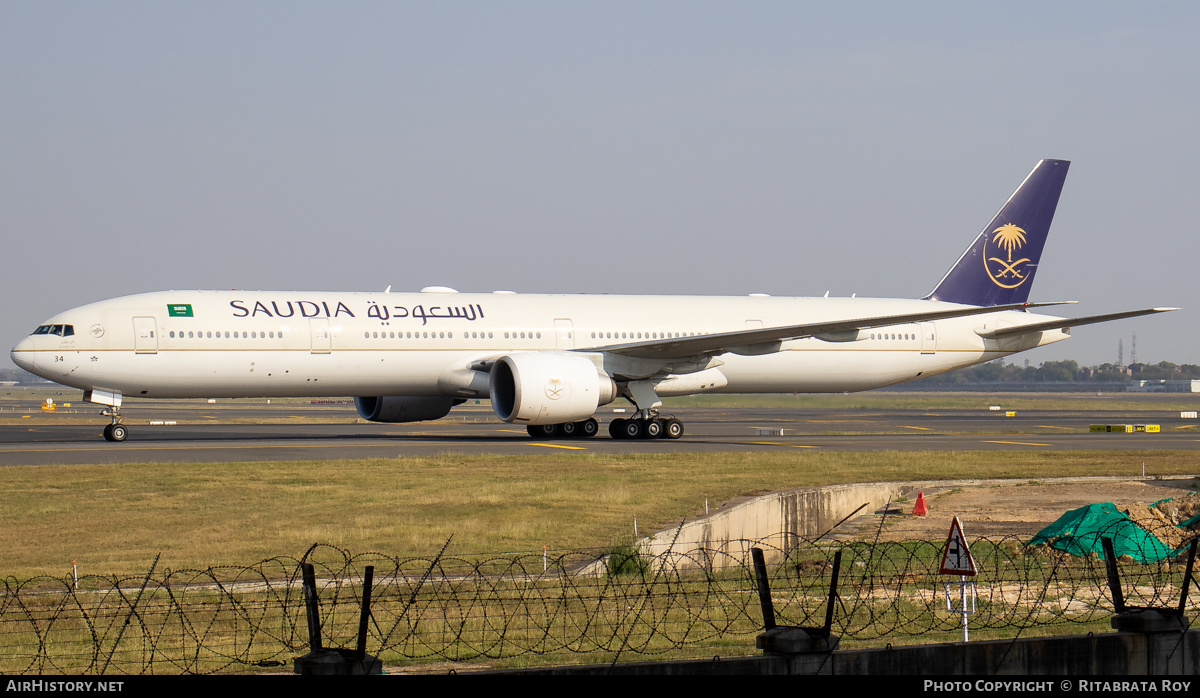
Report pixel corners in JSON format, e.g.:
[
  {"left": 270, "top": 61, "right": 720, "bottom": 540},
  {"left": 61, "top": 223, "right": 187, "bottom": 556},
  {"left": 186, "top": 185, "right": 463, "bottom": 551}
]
[
  {"left": 940, "top": 516, "right": 977, "bottom": 576},
  {"left": 940, "top": 516, "right": 977, "bottom": 642}
]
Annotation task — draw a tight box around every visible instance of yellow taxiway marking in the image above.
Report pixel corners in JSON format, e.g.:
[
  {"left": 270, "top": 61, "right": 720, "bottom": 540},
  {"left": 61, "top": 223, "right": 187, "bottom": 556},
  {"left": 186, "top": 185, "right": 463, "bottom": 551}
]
[
  {"left": 3, "top": 438, "right": 584, "bottom": 454},
  {"left": 750, "top": 441, "right": 818, "bottom": 448},
  {"left": 0, "top": 443, "right": 388, "bottom": 454},
  {"left": 901, "top": 425, "right": 932, "bottom": 431},
  {"left": 981, "top": 440, "right": 1052, "bottom": 447},
  {"left": 1036, "top": 425, "right": 1075, "bottom": 430},
  {"left": 499, "top": 429, "right": 528, "bottom": 434}
]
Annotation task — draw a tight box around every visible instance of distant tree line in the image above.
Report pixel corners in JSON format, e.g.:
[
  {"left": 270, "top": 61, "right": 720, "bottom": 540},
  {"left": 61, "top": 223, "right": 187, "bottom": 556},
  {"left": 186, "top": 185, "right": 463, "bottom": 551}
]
[{"left": 923, "top": 360, "right": 1200, "bottom": 385}]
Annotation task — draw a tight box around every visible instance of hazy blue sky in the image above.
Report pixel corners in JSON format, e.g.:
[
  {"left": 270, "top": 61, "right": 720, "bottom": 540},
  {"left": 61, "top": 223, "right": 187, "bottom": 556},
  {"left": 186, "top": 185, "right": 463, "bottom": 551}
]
[{"left": 3, "top": 2, "right": 1197, "bottom": 369}]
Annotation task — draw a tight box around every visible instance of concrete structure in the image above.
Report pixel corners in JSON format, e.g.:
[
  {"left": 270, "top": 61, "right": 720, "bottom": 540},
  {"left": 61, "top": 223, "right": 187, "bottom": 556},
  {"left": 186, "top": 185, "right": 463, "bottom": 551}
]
[{"left": 641, "top": 481, "right": 911, "bottom": 567}]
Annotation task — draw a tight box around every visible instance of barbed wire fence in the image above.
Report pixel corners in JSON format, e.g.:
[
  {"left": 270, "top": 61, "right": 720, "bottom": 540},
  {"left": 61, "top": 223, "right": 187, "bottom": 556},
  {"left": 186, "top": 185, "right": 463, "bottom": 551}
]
[{"left": 3, "top": 522, "right": 1198, "bottom": 675}]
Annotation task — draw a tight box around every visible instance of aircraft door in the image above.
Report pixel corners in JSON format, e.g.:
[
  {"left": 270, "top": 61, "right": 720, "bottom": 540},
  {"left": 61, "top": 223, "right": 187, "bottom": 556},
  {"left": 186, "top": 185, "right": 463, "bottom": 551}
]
[
  {"left": 554, "top": 319, "right": 575, "bottom": 350},
  {"left": 310, "top": 319, "right": 331, "bottom": 354},
  {"left": 133, "top": 317, "right": 158, "bottom": 354},
  {"left": 920, "top": 322, "right": 937, "bottom": 354}
]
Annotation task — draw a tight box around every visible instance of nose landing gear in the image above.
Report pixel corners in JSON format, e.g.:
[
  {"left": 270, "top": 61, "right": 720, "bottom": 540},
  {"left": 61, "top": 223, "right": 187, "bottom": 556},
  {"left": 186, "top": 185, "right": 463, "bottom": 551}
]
[{"left": 102, "top": 408, "right": 127, "bottom": 442}]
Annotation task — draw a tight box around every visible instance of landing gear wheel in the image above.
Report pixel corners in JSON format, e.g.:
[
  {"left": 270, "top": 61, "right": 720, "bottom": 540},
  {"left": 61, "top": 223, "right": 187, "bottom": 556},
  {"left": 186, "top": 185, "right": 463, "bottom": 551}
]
[
  {"left": 560, "top": 421, "right": 579, "bottom": 438},
  {"left": 664, "top": 418, "right": 684, "bottom": 440},
  {"left": 104, "top": 424, "right": 127, "bottom": 442},
  {"left": 622, "top": 419, "right": 644, "bottom": 440},
  {"left": 609, "top": 418, "right": 628, "bottom": 439},
  {"left": 580, "top": 418, "right": 599, "bottom": 438},
  {"left": 643, "top": 418, "right": 663, "bottom": 439},
  {"left": 527, "top": 424, "right": 560, "bottom": 438}
]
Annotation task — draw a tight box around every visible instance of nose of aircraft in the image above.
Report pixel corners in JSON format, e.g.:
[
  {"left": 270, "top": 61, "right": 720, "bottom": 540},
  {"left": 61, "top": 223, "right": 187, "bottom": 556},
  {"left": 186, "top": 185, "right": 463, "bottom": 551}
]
[{"left": 11, "top": 337, "right": 37, "bottom": 373}]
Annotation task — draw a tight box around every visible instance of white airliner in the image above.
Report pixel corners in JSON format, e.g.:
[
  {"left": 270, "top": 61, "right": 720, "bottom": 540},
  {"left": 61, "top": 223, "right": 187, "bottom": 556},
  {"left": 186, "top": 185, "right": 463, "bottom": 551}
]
[{"left": 10, "top": 159, "right": 1175, "bottom": 442}]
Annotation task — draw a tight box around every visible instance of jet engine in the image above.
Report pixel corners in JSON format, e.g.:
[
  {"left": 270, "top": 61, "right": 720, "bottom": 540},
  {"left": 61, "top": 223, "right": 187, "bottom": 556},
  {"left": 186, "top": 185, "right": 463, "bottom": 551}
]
[
  {"left": 489, "top": 352, "right": 616, "bottom": 425},
  {"left": 354, "top": 396, "right": 464, "bottom": 423}
]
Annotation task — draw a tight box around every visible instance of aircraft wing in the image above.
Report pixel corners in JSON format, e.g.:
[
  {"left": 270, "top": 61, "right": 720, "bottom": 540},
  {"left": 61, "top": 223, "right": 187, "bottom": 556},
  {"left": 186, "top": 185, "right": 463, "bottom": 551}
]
[
  {"left": 595, "top": 301, "right": 1074, "bottom": 361},
  {"left": 974, "top": 307, "right": 1179, "bottom": 339}
]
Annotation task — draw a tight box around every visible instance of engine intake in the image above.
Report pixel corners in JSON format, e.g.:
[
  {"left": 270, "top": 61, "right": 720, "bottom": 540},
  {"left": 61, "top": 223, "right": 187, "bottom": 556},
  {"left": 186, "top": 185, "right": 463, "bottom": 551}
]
[{"left": 489, "top": 352, "right": 616, "bottom": 425}]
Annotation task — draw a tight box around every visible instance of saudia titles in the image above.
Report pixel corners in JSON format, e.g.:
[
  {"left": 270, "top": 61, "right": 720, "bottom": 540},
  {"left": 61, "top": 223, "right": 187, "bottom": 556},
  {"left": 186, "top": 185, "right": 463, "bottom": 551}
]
[
  {"left": 983, "top": 223, "right": 1032, "bottom": 289},
  {"left": 220, "top": 300, "right": 486, "bottom": 325}
]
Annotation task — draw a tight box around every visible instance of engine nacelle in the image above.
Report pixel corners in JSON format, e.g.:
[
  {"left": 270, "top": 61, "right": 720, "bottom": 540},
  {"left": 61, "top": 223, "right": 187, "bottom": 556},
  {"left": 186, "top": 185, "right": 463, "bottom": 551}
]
[
  {"left": 354, "top": 396, "right": 464, "bottom": 423},
  {"left": 489, "top": 352, "right": 616, "bottom": 425}
]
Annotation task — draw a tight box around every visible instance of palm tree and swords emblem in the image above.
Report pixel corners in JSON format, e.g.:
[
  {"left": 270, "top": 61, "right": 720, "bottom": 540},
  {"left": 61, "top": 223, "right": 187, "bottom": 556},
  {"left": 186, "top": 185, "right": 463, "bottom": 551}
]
[{"left": 984, "top": 223, "right": 1031, "bottom": 289}]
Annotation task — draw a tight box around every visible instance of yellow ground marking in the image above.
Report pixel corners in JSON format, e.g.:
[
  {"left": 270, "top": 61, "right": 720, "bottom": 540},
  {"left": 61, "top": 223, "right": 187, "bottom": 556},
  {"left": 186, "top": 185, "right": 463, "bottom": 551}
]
[
  {"left": 981, "top": 440, "right": 1052, "bottom": 447},
  {"left": 749, "top": 441, "right": 818, "bottom": 448},
  {"left": 528, "top": 442, "right": 587, "bottom": 450},
  {"left": 499, "top": 429, "right": 528, "bottom": 434},
  {"left": 901, "top": 425, "right": 932, "bottom": 431},
  {"left": 0, "top": 442, "right": 394, "bottom": 454},
  {"left": 1036, "top": 425, "right": 1075, "bottom": 430}
]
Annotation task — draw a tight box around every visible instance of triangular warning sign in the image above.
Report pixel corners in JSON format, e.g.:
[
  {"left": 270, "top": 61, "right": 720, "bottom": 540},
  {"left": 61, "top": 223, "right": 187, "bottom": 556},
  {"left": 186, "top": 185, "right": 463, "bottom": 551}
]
[{"left": 939, "top": 516, "right": 977, "bottom": 576}]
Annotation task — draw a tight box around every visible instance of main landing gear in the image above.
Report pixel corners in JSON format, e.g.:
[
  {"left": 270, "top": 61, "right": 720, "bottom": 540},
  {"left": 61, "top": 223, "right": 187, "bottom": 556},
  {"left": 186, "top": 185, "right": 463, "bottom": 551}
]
[
  {"left": 526, "top": 418, "right": 600, "bottom": 439},
  {"left": 524, "top": 415, "right": 685, "bottom": 440},
  {"left": 102, "top": 408, "right": 127, "bottom": 442},
  {"left": 609, "top": 415, "right": 684, "bottom": 440}
]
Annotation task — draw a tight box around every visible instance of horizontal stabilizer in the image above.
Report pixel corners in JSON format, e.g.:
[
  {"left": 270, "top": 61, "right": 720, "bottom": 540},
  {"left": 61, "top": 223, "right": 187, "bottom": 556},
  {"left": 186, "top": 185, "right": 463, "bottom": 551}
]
[{"left": 975, "top": 307, "right": 1179, "bottom": 339}]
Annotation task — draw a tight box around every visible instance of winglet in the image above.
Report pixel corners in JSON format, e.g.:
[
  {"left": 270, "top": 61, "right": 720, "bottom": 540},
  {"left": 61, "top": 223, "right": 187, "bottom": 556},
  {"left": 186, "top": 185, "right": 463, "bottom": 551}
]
[{"left": 926, "top": 159, "right": 1070, "bottom": 306}]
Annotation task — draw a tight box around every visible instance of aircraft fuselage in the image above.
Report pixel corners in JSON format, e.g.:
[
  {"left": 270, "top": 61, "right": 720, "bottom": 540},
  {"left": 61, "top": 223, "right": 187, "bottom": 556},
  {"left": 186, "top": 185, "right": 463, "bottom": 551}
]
[{"left": 12, "top": 289, "right": 1065, "bottom": 399}]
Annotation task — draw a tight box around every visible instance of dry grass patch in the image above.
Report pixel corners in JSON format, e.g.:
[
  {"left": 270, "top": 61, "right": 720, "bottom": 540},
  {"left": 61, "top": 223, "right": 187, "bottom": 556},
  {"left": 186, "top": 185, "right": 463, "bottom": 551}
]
[{"left": 1, "top": 450, "right": 1196, "bottom": 579}]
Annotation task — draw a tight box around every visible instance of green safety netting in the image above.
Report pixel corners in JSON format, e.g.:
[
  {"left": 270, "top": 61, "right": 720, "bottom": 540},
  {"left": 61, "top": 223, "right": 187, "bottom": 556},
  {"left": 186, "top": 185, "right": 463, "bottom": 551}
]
[{"left": 1027, "top": 502, "right": 1181, "bottom": 563}]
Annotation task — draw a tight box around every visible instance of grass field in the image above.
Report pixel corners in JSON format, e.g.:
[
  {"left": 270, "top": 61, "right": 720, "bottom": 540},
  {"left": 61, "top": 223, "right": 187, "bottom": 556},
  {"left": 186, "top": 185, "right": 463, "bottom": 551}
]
[{"left": 4, "top": 449, "right": 1197, "bottom": 580}]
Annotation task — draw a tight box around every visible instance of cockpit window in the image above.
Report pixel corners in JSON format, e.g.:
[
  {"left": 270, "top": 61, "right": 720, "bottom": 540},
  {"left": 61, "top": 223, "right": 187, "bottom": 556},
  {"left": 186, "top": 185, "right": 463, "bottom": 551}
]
[{"left": 31, "top": 325, "right": 74, "bottom": 337}]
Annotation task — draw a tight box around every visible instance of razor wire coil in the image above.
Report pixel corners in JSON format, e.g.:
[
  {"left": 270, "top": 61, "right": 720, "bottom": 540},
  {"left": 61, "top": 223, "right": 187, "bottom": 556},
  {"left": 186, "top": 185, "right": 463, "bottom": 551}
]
[{"left": 2, "top": 524, "right": 1195, "bottom": 674}]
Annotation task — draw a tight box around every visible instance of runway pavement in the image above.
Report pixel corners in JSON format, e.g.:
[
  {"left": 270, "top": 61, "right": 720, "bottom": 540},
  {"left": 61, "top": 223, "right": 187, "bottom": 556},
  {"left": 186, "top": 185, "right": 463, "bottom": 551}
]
[{"left": 2, "top": 401, "right": 1198, "bottom": 466}]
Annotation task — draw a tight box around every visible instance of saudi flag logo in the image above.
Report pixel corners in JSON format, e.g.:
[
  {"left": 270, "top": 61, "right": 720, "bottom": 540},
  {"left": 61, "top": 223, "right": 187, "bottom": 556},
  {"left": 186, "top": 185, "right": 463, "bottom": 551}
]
[{"left": 167, "top": 304, "right": 194, "bottom": 317}]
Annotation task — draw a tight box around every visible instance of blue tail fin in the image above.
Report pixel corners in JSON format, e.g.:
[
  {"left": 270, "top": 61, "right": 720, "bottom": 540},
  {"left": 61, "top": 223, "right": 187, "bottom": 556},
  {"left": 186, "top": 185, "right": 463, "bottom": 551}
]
[{"left": 925, "top": 159, "right": 1070, "bottom": 306}]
